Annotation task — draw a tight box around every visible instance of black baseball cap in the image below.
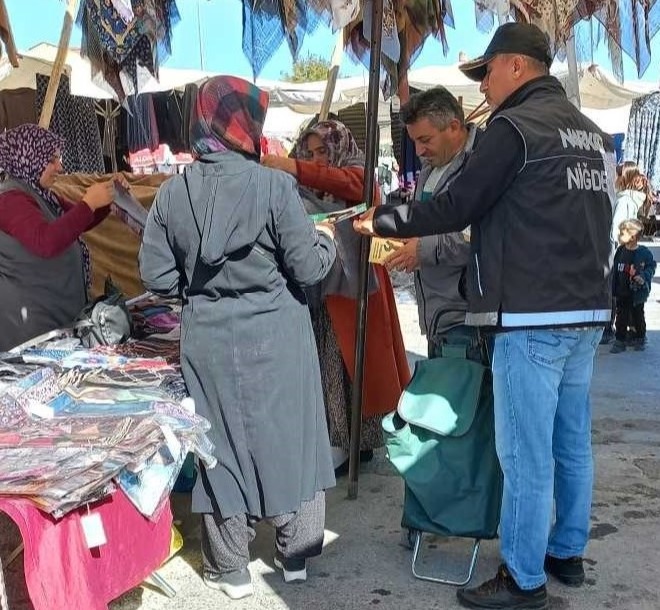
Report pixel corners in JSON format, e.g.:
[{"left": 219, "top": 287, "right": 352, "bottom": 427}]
[{"left": 459, "top": 23, "right": 553, "bottom": 82}]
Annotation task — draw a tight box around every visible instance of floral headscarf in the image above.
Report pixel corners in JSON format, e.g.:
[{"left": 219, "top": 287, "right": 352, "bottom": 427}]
[
  {"left": 0, "top": 124, "right": 65, "bottom": 215},
  {"left": 190, "top": 76, "right": 269, "bottom": 159},
  {"left": 294, "top": 119, "right": 365, "bottom": 169}
]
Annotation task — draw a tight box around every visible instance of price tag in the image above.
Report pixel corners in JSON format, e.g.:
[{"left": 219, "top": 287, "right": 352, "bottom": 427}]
[
  {"left": 81, "top": 512, "right": 107, "bottom": 548},
  {"left": 161, "top": 424, "right": 182, "bottom": 459}
]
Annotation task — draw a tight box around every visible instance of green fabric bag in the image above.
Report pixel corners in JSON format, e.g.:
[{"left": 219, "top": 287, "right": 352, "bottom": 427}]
[{"left": 383, "top": 351, "right": 502, "bottom": 539}]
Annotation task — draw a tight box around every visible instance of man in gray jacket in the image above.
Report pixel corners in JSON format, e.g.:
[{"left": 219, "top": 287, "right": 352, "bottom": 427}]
[{"left": 385, "top": 87, "right": 482, "bottom": 358}]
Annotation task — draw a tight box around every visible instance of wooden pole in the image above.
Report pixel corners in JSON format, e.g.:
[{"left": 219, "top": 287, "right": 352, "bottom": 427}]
[
  {"left": 39, "top": 0, "right": 78, "bottom": 129},
  {"left": 319, "top": 31, "right": 345, "bottom": 121},
  {"left": 347, "top": 0, "right": 384, "bottom": 501},
  {"left": 0, "top": 0, "right": 19, "bottom": 67}
]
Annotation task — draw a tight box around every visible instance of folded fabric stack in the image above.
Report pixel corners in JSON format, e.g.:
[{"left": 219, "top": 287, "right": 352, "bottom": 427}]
[{"left": 0, "top": 297, "right": 214, "bottom": 519}]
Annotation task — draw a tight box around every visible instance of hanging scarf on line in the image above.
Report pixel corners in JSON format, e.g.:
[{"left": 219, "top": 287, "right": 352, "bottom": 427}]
[
  {"left": 0, "top": 124, "right": 92, "bottom": 288},
  {"left": 190, "top": 75, "right": 269, "bottom": 159}
]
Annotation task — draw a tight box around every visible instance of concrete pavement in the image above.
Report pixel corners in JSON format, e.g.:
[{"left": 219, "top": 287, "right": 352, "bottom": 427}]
[{"left": 2, "top": 276, "right": 659, "bottom": 610}]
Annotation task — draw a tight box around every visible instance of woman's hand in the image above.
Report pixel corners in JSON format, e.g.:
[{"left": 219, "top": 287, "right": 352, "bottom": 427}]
[
  {"left": 315, "top": 222, "right": 335, "bottom": 240},
  {"left": 262, "top": 155, "right": 297, "bottom": 176},
  {"left": 82, "top": 180, "right": 116, "bottom": 211},
  {"left": 112, "top": 174, "right": 131, "bottom": 192}
]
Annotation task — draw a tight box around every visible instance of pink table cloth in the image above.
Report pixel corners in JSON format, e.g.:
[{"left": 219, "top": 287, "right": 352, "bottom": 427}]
[{"left": 0, "top": 491, "right": 172, "bottom": 610}]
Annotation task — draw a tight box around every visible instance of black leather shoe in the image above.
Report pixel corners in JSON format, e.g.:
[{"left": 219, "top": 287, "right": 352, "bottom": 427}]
[
  {"left": 457, "top": 564, "right": 548, "bottom": 609},
  {"left": 544, "top": 554, "right": 585, "bottom": 587}
]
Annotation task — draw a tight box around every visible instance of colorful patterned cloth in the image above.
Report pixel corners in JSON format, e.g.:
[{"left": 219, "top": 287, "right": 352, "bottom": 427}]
[
  {"left": 190, "top": 76, "right": 269, "bottom": 159},
  {"left": 241, "top": 0, "right": 324, "bottom": 79},
  {"left": 77, "top": 0, "right": 180, "bottom": 100}
]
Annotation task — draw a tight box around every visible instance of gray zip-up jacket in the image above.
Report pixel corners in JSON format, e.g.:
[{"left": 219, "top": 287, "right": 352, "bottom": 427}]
[{"left": 413, "top": 124, "right": 482, "bottom": 336}]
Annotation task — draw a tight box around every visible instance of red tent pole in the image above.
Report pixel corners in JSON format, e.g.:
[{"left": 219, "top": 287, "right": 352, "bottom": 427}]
[{"left": 347, "top": 0, "right": 384, "bottom": 500}]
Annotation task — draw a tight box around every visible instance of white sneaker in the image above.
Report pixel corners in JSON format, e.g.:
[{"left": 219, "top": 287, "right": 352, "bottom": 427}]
[
  {"left": 203, "top": 569, "right": 254, "bottom": 599},
  {"left": 274, "top": 555, "right": 307, "bottom": 582}
]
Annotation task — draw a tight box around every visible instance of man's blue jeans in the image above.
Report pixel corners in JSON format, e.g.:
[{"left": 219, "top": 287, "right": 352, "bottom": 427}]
[{"left": 492, "top": 327, "right": 603, "bottom": 590}]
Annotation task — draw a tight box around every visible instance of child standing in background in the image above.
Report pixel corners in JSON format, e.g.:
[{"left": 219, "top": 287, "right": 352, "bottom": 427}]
[{"left": 611, "top": 219, "right": 657, "bottom": 353}]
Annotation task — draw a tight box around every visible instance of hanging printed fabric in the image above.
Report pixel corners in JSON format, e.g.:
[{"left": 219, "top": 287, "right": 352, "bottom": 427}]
[
  {"left": 344, "top": 0, "right": 455, "bottom": 99},
  {"left": 111, "top": 0, "right": 135, "bottom": 24},
  {"left": 77, "top": 0, "right": 180, "bottom": 100},
  {"left": 241, "top": 0, "right": 325, "bottom": 79},
  {"left": 331, "top": 0, "right": 360, "bottom": 29},
  {"left": 625, "top": 92, "right": 660, "bottom": 191}
]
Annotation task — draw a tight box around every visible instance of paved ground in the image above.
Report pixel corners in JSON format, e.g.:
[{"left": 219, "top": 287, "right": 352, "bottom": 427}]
[{"left": 2, "top": 256, "right": 659, "bottom": 610}]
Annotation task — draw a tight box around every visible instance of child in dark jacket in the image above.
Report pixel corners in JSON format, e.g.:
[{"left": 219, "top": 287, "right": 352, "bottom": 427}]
[{"left": 611, "top": 219, "right": 657, "bottom": 352}]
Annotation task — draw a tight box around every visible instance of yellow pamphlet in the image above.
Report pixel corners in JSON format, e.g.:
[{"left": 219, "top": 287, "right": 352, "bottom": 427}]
[{"left": 369, "top": 237, "right": 405, "bottom": 264}]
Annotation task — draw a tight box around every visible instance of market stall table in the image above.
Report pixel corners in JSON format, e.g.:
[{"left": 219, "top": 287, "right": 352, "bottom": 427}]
[
  {"left": 0, "top": 296, "right": 213, "bottom": 609},
  {"left": 0, "top": 491, "right": 173, "bottom": 610}
]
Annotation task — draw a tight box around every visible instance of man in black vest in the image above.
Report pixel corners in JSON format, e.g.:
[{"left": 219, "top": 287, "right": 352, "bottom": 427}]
[{"left": 355, "top": 23, "right": 614, "bottom": 610}]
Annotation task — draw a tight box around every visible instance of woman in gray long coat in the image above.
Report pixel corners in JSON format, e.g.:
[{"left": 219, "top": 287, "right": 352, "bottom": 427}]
[{"left": 139, "top": 76, "right": 336, "bottom": 600}]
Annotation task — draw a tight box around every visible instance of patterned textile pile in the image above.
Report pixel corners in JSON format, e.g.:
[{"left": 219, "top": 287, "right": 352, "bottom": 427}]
[{"left": 0, "top": 296, "right": 213, "bottom": 518}]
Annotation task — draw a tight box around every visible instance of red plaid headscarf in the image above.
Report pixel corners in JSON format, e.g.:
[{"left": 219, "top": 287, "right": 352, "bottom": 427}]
[{"left": 190, "top": 76, "right": 269, "bottom": 159}]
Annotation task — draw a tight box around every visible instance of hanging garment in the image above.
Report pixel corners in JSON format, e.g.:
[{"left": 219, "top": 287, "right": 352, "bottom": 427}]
[
  {"left": 473, "top": 0, "right": 513, "bottom": 32},
  {"left": 0, "top": 88, "right": 36, "bottom": 131},
  {"left": 35, "top": 74, "right": 105, "bottom": 174},
  {"left": 363, "top": 0, "right": 401, "bottom": 63},
  {"left": 95, "top": 100, "right": 121, "bottom": 172},
  {"left": 344, "top": 0, "right": 455, "bottom": 99},
  {"left": 572, "top": 0, "right": 660, "bottom": 81},
  {"left": 124, "top": 94, "right": 160, "bottom": 153},
  {"left": 331, "top": 0, "right": 360, "bottom": 28},
  {"left": 111, "top": 0, "right": 135, "bottom": 24},
  {"left": 152, "top": 91, "right": 185, "bottom": 153},
  {"left": 514, "top": 0, "right": 580, "bottom": 55},
  {"left": 182, "top": 83, "right": 199, "bottom": 152},
  {"left": 241, "top": 0, "right": 324, "bottom": 78},
  {"left": 625, "top": 92, "right": 660, "bottom": 190},
  {"left": 77, "top": 0, "right": 180, "bottom": 100}
]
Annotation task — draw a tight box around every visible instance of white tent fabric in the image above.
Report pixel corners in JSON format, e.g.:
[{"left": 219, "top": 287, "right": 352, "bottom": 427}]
[
  {"left": 1, "top": 44, "right": 656, "bottom": 135},
  {"left": 0, "top": 43, "right": 213, "bottom": 99}
]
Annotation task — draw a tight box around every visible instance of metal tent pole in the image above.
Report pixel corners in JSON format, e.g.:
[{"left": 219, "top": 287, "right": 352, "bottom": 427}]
[{"left": 347, "top": 0, "right": 384, "bottom": 500}]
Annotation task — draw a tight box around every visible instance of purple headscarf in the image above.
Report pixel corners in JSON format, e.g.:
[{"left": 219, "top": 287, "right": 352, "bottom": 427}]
[{"left": 0, "top": 124, "right": 65, "bottom": 214}]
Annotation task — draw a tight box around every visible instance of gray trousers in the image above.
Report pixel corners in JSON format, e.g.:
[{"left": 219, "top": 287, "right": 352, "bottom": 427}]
[{"left": 202, "top": 491, "right": 326, "bottom": 575}]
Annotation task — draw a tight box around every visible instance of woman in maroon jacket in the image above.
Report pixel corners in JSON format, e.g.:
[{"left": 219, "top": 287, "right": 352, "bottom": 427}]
[{"left": 0, "top": 124, "right": 118, "bottom": 350}]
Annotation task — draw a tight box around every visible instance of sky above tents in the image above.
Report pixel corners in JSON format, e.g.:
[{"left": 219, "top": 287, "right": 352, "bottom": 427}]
[{"left": 6, "top": 0, "right": 660, "bottom": 83}]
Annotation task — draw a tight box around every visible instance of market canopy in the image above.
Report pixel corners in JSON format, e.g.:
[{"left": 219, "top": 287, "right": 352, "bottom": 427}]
[
  {"left": 0, "top": 43, "right": 213, "bottom": 98},
  {"left": 0, "top": 43, "right": 655, "bottom": 136}
]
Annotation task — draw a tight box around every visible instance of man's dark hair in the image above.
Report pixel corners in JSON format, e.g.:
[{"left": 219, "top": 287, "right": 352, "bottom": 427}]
[{"left": 399, "top": 87, "right": 465, "bottom": 128}]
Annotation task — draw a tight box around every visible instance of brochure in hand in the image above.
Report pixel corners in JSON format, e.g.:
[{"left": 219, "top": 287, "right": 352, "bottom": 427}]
[
  {"left": 309, "top": 203, "right": 367, "bottom": 224},
  {"left": 113, "top": 181, "right": 149, "bottom": 228},
  {"left": 369, "top": 237, "right": 404, "bottom": 264}
]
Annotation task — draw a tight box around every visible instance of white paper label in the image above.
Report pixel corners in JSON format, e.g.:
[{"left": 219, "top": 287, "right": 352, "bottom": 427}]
[
  {"left": 81, "top": 512, "right": 107, "bottom": 548},
  {"left": 161, "top": 424, "right": 182, "bottom": 459}
]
